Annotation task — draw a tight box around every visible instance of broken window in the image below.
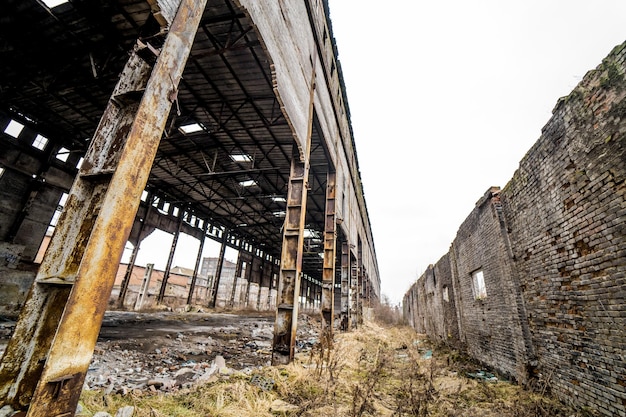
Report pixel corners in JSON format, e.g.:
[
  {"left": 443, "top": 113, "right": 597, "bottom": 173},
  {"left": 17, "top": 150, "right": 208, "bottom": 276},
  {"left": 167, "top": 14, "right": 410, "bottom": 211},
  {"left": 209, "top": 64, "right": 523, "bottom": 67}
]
[
  {"left": 55, "top": 147, "right": 70, "bottom": 162},
  {"left": 472, "top": 270, "right": 487, "bottom": 300},
  {"left": 47, "top": 192, "right": 69, "bottom": 234},
  {"left": 179, "top": 122, "right": 203, "bottom": 134},
  {"left": 239, "top": 179, "right": 257, "bottom": 187},
  {"left": 41, "top": 0, "right": 69, "bottom": 8},
  {"left": 230, "top": 153, "right": 252, "bottom": 163}
]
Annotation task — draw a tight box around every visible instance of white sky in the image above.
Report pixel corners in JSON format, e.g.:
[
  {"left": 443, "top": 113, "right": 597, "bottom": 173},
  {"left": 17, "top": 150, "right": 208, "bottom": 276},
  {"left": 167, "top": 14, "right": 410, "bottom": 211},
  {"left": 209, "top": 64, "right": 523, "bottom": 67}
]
[
  {"left": 325, "top": 0, "right": 626, "bottom": 304},
  {"left": 125, "top": 1, "right": 626, "bottom": 305}
]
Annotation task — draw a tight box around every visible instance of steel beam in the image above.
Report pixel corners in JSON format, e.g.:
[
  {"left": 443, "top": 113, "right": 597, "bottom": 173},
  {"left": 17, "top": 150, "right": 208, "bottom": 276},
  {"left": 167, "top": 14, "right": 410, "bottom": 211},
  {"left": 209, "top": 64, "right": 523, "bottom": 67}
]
[
  {"left": 340, "top": 240, "right": 349, "bottom": 331},
  {"left": 187, "top": 221, "right": 209, "bottom": 305},
  {"left": 118, "top": 192, "right": 154, "bottom": 308},
  {"left": 271, "top": 140, "right": 313, "bottom": 364},
  {"left": 209, "top": 229, "right": 228, "bottom": 308},
  {"left": 321, "top": 171, "right": 337, "bottom": 332},
  {"left": 134, "top": 263, "right": 155, "bottom": 311},
  {"left": 158, "top": 210, "right": 184, "bottom": 303},
  {"left": 0, "top": 1, "right": 206, "bottom": 414}
]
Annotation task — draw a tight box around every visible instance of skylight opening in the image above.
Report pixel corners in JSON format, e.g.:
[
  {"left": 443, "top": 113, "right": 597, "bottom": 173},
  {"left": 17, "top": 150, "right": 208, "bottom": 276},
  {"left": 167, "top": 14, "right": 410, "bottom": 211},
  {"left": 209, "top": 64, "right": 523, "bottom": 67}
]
[
  {"left": 230, "top": 153, "right": 252, "bottom": 163},
  {"left": 239, "top": 179, "right": 257, "bottom": 187},
  {"left": 32, "top": 134, "right": 49, "bottom": 150},
  {"left": 179, "top": 123, "right": 203, "bottom": 134},
  {"left": 42, "top": 0, "right": 69, "bottom": 8},
  {"left": 55, "top": 147, "right": 70, "bottom": 162},
  {"left": 141, "top": 190, "right": 149, "bottom": 201},
  {"left": 0, "top": 167, "right": 4, "bottom": 178},
  {"left": 272, "top": 196, "right": 287, "bottom": 203},
  {"left": 272, "top": 211, "right": 286, "bottom": 217},
  {"left": 4, "top": 120, "right": 24, "bottom": 138},
  {"left": 59, "top": 192, "right": 69, "bottom": 207},
  {"left": 76, "top": 157, "right": 84, "bottom": 169}
]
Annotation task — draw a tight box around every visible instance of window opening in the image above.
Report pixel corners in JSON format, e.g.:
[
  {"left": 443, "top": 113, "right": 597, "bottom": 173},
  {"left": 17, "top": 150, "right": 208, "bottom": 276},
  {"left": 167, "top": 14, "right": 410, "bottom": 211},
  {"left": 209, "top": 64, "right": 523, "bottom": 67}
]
[
  {"left": 42, "top": 0, "right": 69, "bottom": 8},
  {"left": 56, "top": 147, "right": 70, "bottom": 162},
  {"left": 32, "top": 134, "right": 49, "bottom": 150},
  {"left": 4, "top": 120, "right": 24, "bottom": 138},
  {"left": 179, "top": 123, "right": 203, "bottom": 134},
  {"left": 472, "top": 270, "right": 487, "bottom": 299}
]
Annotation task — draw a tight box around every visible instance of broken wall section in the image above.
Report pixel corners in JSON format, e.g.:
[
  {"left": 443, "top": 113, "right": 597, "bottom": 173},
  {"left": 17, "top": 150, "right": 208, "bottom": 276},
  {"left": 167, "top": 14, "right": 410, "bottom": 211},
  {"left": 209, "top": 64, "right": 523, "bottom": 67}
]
[{"left": 404, "top": 41, "right": 626, "bottom": 416}]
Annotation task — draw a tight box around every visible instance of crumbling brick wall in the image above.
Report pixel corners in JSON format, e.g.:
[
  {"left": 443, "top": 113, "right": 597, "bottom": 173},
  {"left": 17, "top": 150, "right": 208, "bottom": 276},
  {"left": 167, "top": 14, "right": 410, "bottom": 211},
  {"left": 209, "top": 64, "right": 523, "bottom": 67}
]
[{"left": 404, "top": 41, "right": 626, "bottom": 416}]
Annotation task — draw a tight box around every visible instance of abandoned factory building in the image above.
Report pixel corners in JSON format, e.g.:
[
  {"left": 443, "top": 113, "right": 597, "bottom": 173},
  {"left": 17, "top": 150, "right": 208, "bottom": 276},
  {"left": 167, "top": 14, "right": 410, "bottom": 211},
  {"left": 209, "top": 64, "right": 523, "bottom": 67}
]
[{"left": 0, "top": 0, "right": 380, "bottom": 415}]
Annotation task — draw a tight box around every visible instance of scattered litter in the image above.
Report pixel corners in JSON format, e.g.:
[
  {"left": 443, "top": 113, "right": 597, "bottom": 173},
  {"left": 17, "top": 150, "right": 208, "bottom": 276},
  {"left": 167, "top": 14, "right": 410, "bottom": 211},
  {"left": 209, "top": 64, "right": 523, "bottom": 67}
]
[
  {"left": 422, "top": 350, "right": 433, "bottom": 359},
  {"left": 467, "top": 370, "right": 498, "bottom": 383}
]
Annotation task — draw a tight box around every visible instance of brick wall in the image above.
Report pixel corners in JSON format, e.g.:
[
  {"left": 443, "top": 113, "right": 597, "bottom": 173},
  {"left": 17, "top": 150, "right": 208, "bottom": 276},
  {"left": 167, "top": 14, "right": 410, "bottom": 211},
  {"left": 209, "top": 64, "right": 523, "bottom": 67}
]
[{"left": 403, "top": 42, "right": 626, "bottom": 416}]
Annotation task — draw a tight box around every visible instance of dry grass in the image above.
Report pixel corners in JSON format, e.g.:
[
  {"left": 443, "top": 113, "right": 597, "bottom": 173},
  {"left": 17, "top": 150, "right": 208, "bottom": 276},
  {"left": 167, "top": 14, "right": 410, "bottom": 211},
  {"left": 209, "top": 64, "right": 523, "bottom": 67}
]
[{"left": 79, "top": 317, "right": 594, "bottom": 417}]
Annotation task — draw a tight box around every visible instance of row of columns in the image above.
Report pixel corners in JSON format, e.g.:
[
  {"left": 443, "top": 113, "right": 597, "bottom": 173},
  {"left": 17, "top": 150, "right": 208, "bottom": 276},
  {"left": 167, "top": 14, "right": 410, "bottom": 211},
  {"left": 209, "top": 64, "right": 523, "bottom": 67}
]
[{"left": 0, "top": 2, "right": 374, "bottom": 413}]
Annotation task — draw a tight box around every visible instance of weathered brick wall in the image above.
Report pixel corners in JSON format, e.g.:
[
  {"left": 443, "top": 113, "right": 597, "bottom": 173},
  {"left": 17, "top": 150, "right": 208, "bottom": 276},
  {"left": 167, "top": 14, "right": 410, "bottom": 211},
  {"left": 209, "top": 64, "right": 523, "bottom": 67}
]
[
  {"left": 501, "top": 43, "right": 626, "bottom": 415},
  {"left": 404, "top": 41, "right": 626, "bottom": 416},
  {"left": 449, "top": 187, "right": 533, "bottom": 381}
]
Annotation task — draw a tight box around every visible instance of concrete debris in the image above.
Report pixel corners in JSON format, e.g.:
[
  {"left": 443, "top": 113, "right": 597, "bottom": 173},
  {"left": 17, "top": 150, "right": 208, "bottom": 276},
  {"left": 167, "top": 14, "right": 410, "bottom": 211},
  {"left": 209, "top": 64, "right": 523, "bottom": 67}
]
[
  {"left": 77, "top": 311, "right": 319, "bottom": 395},
  {"left": 269, "top": 399, "right": 299, "bottom": 414},
  {"left": 0, "top": 310, "right": 321, "bottom": 417},
  {"left": 115, "top": 406, "right": 135, "bottom": 417}
]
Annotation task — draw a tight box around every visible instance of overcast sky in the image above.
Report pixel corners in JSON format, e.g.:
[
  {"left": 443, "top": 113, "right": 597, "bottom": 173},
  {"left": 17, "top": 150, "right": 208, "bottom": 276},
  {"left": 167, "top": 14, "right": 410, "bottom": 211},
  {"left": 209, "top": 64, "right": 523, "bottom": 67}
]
[
  {"left": 325, "top": 0, "right": 626, "bottom": 303},
  {"left": 127, "top": 1, "right": 626, "bottom": 305}
]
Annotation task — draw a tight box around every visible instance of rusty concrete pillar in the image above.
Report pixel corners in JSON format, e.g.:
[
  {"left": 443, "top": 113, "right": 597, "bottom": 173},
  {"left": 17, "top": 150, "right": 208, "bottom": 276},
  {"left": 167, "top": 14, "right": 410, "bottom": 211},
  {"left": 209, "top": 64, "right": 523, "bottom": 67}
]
[
  {"left": 209, "top": 228, "right": 228, "bottom": 308},
  {"left": 187, "top": 221, "right": 208, "bottom": 305},
  {"left": 0, "top": 1, "right": 207, "bottom": 414},
  {"left": 157, "top": 208, "right": 184, "bottom": 303},
  {"left": 321, "top": 171, "right": 337, "bottom": 331}
]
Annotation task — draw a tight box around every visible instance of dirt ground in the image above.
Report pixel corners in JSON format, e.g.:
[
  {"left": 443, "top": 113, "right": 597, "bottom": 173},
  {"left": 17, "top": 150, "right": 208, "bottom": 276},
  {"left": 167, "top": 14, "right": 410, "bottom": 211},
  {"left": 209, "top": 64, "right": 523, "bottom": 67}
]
[
  {"left": 1, "top": 309, "right": 320, "bottom": 396},
  {"left": 0, "top": 310, "right": 593, "bottom": 417}
]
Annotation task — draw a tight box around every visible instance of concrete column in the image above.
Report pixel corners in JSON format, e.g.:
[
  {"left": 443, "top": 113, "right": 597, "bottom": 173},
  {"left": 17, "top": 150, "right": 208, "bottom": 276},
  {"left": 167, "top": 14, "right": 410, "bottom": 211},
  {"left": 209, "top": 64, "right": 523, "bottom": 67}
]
[
  {"left": 209, "top": 229, "right": 228, "bottom": 308},
  {"left": 187, "top": 221, "right": 208, "bottom": 305},
  {"left": 157, "top": 208, "right": 184, "bottom": 303},
  {"left": 118, "top": 193, "right": 153, "bottom": 308}
]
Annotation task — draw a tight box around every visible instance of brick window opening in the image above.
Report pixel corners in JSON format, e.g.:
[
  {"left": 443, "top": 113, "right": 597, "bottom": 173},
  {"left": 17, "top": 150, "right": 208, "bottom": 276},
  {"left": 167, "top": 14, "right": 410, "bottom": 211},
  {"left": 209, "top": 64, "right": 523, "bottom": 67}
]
[
  {"left": 443, "top": 285, "right": 449, "bottom": 302},
  {"left": 472, "top": 270, "right": 487, "bottom": 300}
]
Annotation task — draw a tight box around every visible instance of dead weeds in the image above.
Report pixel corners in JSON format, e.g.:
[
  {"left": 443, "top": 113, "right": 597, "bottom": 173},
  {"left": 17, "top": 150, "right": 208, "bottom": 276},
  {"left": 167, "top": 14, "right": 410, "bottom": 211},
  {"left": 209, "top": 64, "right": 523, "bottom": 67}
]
[{"left": 78, "top": 316, "right": 595, "bottom": 417}]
